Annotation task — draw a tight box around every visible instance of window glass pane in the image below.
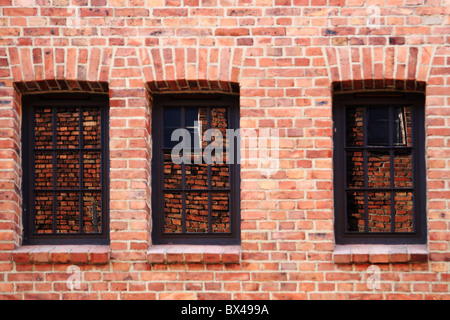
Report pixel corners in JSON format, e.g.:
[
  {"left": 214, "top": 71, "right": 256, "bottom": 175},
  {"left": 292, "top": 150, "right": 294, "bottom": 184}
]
[
  {"left": 186, "top": 107, "right": 206, "bottom": 151},
  {"left": 212, "top": 191, "right": 230, "bottom": 233},
  {"left": 367, "top": 107, "right": 389, "bottom": 146},
  {"left": 56, "top": 192, "right": 79, "bottom": 234},
  {"left": 34, "top": 192, "right": 53, "bottom": 234},
  {"left": 395, "top": 191, "right": 413, "bottom": 232},
  {"left": 163, "top": 127, "right": 179, "bottom": 149},
  {"left": 367, "top": 191, "right": 391, "bottom": 233},
  {"left": 83, "top": 107, "right": 101, "bottom": 149},
  {"left": 394, "top": 106, "right": 411, "bottom": 146},
  {"left": 163, "top": 108, "right": 181, "bottom": 128},
  {"left": 208, "top": 107, "right": 227, "bottom": 164},
  {"left": 164, "top": 127, "right": 194, "bottom": 150},
  {"left": 367, "top": 150, "right": 391, "bottom": 189},
  {"left": 185, "top": 192, "right": 209, "bottom": 233},
  {"left": 164, "top": 192, "right": 182, "bottom": 233},
  {"left": 199, "top": 108, "right": 208, "bottom": 149},
  {"left": 211, "top": 107, "right": 227, "bottom": 130},
  {"left": 83, "top": 152, "right": 101, "bottom": 189},
  {"left": 185, "top": 163, "right": 208, "bottom": 189},
  {"left": 185, "top": 107, "right": 200, "bottom": 129},
  {"left": 35, "top": 107, "right": 53, "bottom": 149},
  {"left": 347, "top": 191, "right": 365, "bottom": 232},
  {"left": 35, "top": 152, "right": 53, "bottom": 189},
  {"left": 345, "top": 107, "right": 363, "bottom": 147},
  {"left": 394, "top": 150, "right": 413, "bottom": 188},
  {"left": 56, "top": 108, "right": 79, "bottom": 149},
  {"left": 211, "top": 164, "right": 229, "bottom": 189},
  {"left": 83, "top": 192, "right": 102, "bottom": 234},
  {"left": 404, "top": 106, "right": 412, "bottom": 147},
  {"left": 56, "top": 152, "right": 79, "bottom": 189},
  {"left": 164, "top": 149, "right": 182, "bottom": 189},
  {"left": 346, "top": 151, "right": 364, "bottom": 188},
  {"left": 187, "top": 129, "right": 201, "bottom": 153},
  {"left": 163, "top": 108, "right": 183, "bottom": 148}
]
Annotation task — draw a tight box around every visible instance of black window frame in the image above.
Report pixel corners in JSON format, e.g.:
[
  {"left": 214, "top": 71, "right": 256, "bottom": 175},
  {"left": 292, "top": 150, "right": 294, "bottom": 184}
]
[
  {"left": 333, "top": 92, "right": 426, "bottom": 245},
  {"left": 22, "top": 93, "right": 110, "bottom": 245},
  {"left": 151, "top": 94, "right": 240, "bottom": 245}
]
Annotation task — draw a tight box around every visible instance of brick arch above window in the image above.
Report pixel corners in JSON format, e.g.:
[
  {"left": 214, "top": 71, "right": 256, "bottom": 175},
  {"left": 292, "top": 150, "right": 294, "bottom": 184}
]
[
  {"left": 7, "top": 47, "right": 113, "bottom": 85},
  {"left": 323, "top": 46, "right": 436, "bottom": 92},
  {"left": 13, "top": 80, "right": 109, "bottom": 97},
  {"left": 146, "top": 79, "right": 240, "bottom": 95},
  {"left": 137, "top": 47, "right": 243, "bottom": 94}
]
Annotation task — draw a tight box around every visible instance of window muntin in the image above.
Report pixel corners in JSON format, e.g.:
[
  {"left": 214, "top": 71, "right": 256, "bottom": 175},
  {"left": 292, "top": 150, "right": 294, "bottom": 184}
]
[
  {"left": 22, "top": 94, "right": 109, "bottom": 244},
  {"left": 334, "top": 93, "right": 426, "bottom": 244},
  {"left": 152, "top": 94, "right": 240, "bottom": 245}
]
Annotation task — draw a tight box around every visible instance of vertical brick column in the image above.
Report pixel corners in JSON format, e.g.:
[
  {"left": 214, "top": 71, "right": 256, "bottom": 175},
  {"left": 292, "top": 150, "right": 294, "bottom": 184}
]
[
  {"left": 426, "top": 46, "right": 450, "bottom": 265},
  {"left": 0, "top": 73, "right": 21, "bottom": 254},
  {"left": 108, "top": 47, "right": 152, "bottom": 264}
]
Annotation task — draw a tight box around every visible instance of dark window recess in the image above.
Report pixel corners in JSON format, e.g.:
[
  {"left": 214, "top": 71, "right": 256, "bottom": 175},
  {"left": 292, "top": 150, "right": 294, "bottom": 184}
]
[
  {"left": 22, "top": 94, "right": 109, "bottom": 245},
  {"left": 333, "top": 92, "right": 426, "bottom": 244},
  {"left": 152, "top": 94, "right": 240, "bottom": 245}
]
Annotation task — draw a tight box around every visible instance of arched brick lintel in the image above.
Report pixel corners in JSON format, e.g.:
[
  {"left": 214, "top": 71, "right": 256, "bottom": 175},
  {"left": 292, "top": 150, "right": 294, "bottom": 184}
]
[
  {"left": 325, "top": 46, "right": 433, "bottom": 93},
  {"left": 331, "top": 79, "right": 426, "bottom": 93},
  {"left": 8, "top": 46, "right": 111, "bottom": 100},
  {"left": 7, "top": 46, "right": 113, "bottom": 89},
  {"left": 146, "top": 79, "right": 240, "bottom": 95},
  {"left": 137, "top": 47, "right": 243, "bottom": 95},
  {"left": 13, "top": 80, "right": 109, "bottom": 96}
]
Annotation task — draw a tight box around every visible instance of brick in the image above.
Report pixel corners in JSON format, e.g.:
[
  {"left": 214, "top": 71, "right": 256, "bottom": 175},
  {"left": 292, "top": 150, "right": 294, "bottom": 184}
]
[
  {"left": 50, "top": 252, "right": 70, "bottom": 264},
  {"left": 333, "top": 253, "right": 352, "bottom": 264},
  {"left": 79, "top": 8, "right": 112, "bottom": 17},
  {"left": 4, "top": 8, "right": 37, "bottom": 16},
  {"left": 215, "top": 28, "right": 250, "bottom": 36},
  {"left": 153, "top": 8, "right": 188, "bottom": 16},
  {"left": 88, "top": 246, "right": 110, "bottom": 264},
  {"left": 13, "top": 252, "right": 31, "bottom": 264},
  {"left": 389, "top": 37, "right": 406, "bottom": 45}
]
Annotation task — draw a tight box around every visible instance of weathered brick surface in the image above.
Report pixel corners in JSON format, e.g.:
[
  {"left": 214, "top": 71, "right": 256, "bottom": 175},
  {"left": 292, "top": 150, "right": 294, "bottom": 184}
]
[{"left": 0, "top": 1, "right": 449, "bottom": 300}]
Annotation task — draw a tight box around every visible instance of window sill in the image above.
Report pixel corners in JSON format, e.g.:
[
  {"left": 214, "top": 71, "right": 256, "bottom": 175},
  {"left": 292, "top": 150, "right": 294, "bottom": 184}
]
[
  {"left": 147, "top": 245, "right": 241, "bottom": 264},
  {"left": 333, "top": 244, "right": 428, "bottom": 264},
  {"left": 13, "top": 245, "right": 110, "bottom": 265}
]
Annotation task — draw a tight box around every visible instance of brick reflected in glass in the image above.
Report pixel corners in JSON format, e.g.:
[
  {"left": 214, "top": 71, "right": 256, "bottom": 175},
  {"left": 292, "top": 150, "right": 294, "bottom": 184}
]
[
  {"left": 32, "top": 105, "right": 103, "bottom": 235},
  {"left": 345, "top": 105, "right": 414, "bottom": 234},
  {"left": 162, "top": 106, "right": 231, "bottom": 235}
]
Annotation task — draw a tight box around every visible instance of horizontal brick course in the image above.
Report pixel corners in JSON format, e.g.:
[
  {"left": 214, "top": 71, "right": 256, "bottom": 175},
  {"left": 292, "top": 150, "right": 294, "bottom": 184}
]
[
  {"left": 147, "top": 245, "right": 241, "bottom": 264},
  {"left": 333, "top": 245, "right": 429, "bottom": 264},
  {"left": 13, "top": 245, "right": 110, "bottom": 265}
]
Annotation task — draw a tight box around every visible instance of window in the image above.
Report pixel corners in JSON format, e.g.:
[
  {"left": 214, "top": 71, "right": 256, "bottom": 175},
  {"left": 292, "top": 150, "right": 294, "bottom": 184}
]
[
  {"left": 333, "top": 92, "right": 426, "bottom": 244},
  {"left": 152, "top": 94, "right": 240, "bottom": 245},
  {"left": 22, "top": 93, "right": 109, "bottom": 245}
]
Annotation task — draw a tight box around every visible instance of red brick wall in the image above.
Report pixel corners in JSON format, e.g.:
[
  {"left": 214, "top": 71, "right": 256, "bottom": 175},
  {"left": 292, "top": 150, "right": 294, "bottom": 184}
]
[{"left": 0, "top": 1, "right": 449, "bottom": 300}]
